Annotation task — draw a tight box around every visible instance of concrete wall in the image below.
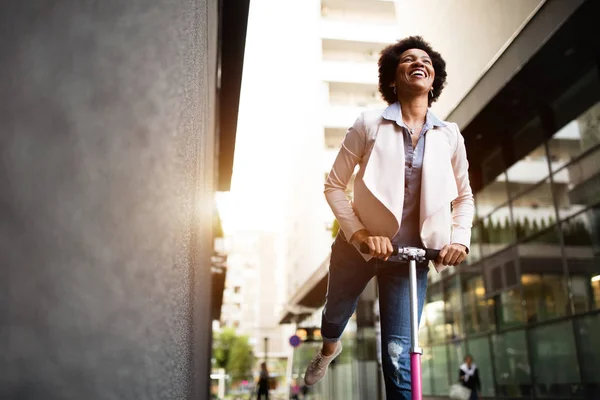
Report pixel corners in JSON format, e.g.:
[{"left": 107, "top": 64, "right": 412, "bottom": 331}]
[{"left": 1, "top": 1, "right": 217, "bottom": 399}]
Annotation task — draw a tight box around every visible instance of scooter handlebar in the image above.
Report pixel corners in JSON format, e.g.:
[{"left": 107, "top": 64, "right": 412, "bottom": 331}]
[{"left": 359, "top": 243, "right": 440, "bottom": 261}]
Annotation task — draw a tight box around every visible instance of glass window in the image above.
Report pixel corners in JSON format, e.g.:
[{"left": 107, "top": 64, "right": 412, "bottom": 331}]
[
  {"left": 548, "top": 100, "right": 600, "bottom": 172},
  {"left": 418, "top": 326, "right": 430, "bottom": 347},
  {"left": 424, "top": 285, "right": 445, "bottom": 343},
  {"left": 462, "top": 275, "right": 495, "bottom": 335},
  {"left": 467, "top": 337, "right": 496, "bottom": 397},
  {"left": 494, "top": 288, "right": 525, "bottom": 329},
  {"left": 492, "top": 330, "right": 532, "bottom": 397},
  {"left": 571, "top": 275, "right": 594, "bottom": 315},
  {"left": 562, "top": 206, "right": 600, "bottom": 313},
  {"left": 477, "top": 148, "right": 509, "bottom": 218},
  {"left": 431, "top": 345, "right": 450, "bottom": 396},
  {"left": 521, "top": 274, "right": 569, "bottom": 323},
  {"left": 575, "top": 314, "right": 600, "bottom": 398},
  {"left": 447, "top": 341, "right": 466, "bottom": 386},
  {"left": 444, "top": 277, "right": 463, "bottom": 340},
  {"left": 466, "top": 222, "right": 482, "bottom": 265},
  {"left": 511, "top": 179, "right": 557, "bottom": 241},
  {"left": 594, "top": 274, "right": 600, "bottom": 310},
  {"left": 530, "top": 321, "right": 580, "bottom": 398},
  {"left": 506, "top": 117, "right": 549, "bottom": 199},
  {"left": 476, "top": 175, "right": 509, "bottom": 218},
  {"left": 480, "top": 207, "right": 514, "bottom": 257},
  {"left": 552, "top": 144, "right": 600, "bottom": 220},
  {"left": 421, "top": 347, "right": 434, "bottom": 396}
]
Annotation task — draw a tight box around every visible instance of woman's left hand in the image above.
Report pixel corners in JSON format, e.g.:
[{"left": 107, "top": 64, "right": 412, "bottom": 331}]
[{"left": 437, "top": 243, "right": 467, "bottom": 266}]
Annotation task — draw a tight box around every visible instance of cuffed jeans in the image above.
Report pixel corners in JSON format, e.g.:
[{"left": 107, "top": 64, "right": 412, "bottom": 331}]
[{"left": 321, "top": 233, "right": 428, "bottom": 400}]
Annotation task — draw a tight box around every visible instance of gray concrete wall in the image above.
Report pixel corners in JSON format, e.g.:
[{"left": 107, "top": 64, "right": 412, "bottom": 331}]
[{"left": 0, "top": 1, "right": 217, "bottom": 399}]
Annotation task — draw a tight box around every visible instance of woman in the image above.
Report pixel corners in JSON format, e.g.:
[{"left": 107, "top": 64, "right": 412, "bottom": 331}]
[
  {"left": 460, "top": 355, "right": 481, "bottom": 400},
  {"left": 290, "top": 378, "right": 300, "bottom": 400},
  {"left": 257, "top": 362, "right": 270, "bottom": 400},
  {"left": 303, "top": 36, "right": 474, "bottom": 400}
]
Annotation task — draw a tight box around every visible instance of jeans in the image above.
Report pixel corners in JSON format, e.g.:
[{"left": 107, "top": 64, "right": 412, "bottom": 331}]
[{"left": 321, "top": 233, "right": 428, "bottom": 400}]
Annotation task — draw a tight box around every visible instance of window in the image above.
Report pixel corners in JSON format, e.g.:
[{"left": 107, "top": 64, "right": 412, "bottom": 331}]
[
  {"left": 571, "top": 275, "right": 594, "bottom": 315},
  {"left": 421, "top": 347, "right": 434, "bottom": 396},
  {"left": 467, "top": 337, "right": 496, "bottom": 397},
  {"left": 480, "top": 208, "right": 514, "bottom": 257},
  {"left": 552, "top": 144, "right": 600, "bottom": 220},
  {"left": 462, "top": 275, "right": 495, "bottom": 335},
  {"left": 562, "top": 206, "right": 600, "bottom": 313},
  {"left": 530, "top": 321, "right": 580, "bottom": 398},
  {"left": 424, "top": 285, "right": 445, "bottom": 343},
  {"left": 506, "top": 118, "right": 549, "bottom": 199},
  {"left": 447, "top": 341, "right": 466, "bottom": 387},
  {"left": 548, "top": 99, "right": 600, "bottom": 173},
  {"left": 444, "top": 277, "right": 463, "bottom": 340},
  {"left": 476, "top": 177, "right": 509, "bottom": 218},
  {"left": 511, "top": 179, "right": 556, "bottom": 241},
  {"left": 521, "top": 274, "right": 568, "bottom": 323},
  {"left": 492, "top": 330, "right": 532, "bottom": 397},
  {"left": 575, "top": 314, "right": 600, "bottom": 398},
  {"left": 465, "top": 222, "right": 482, "bottom": 265},
  {"left": 431, "top": 345, "right": 450, "bottom": 396},
  {"left": 494, "top": 288, "right": 524, "bottom": 329},
  {"left": 418, "top": 314, "right": 430, "bottom": 347}
]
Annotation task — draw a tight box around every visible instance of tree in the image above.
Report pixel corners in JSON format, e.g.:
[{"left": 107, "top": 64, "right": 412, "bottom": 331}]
[
  {"left": 227, "top": 335, "right": 254, "bottom": 382},
  {"left": 212, "top": 328, "right": 254, "bottom": 383},
  {"left": 213, "top": 328, "right": 237, "bottom": 369}
]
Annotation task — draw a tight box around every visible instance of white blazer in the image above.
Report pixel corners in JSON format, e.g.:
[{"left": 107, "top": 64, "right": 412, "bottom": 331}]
[{"left": 324, "top": 105, "right": 475, "bottom": 272}]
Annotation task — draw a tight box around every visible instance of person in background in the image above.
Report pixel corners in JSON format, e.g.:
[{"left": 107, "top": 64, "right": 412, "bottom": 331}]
[
  {"left": 290, "top": 378, "right": 300, "bottom": 400},
  {"left": 256, "top": 362, "right": 270, "bottom": 400},
  {"left": 459, "top": 355, "right": 481, "bottom": 400}
]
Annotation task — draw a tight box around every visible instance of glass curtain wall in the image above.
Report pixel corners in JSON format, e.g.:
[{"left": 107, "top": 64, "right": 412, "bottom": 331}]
[{"left": 418, "top": 65, "right": 600, "bottom": 399}]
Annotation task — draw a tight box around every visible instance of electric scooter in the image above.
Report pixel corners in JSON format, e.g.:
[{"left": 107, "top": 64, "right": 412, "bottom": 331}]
[{"left": 361, "top": 243, "right": 440, "bottom": 400}]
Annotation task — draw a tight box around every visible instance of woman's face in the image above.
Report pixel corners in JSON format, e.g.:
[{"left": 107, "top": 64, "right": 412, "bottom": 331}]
[{"left": 394, "top": 48, "right": 435, "bottom": 96}]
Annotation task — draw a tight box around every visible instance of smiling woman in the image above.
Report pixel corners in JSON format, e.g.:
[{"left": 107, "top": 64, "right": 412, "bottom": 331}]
[
  {"left": 303, "top": 36, "right": 474, "bottom": 400},
  {"left": 378, "top": 35, "right": 447, "bottom": 108}
]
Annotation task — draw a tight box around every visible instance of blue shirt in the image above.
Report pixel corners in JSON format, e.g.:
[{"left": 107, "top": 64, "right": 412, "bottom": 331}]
[{"left": 381, "top": 102, "right": 446, "bottom": 252}]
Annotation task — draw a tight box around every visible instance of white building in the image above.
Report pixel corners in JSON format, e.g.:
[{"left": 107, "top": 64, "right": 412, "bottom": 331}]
[{"left": 221, "top": 0, "right": 401, "bottom": 374}]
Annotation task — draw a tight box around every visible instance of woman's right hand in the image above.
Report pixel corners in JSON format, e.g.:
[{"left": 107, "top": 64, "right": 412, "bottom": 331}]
[{"left": 350, "top": 229, "right": 394, "bottom": 260}]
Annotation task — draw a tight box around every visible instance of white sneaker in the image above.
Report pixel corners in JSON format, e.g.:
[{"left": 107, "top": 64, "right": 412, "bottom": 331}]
[{"left": 304, "top": 341, "right": 343, "bottom": 386}]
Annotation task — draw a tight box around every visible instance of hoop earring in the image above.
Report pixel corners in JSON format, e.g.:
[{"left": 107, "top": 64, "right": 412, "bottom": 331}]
[
  {"left": 393, "top": 86, "right": 397, "bottom": 95},
  {"left": 429, "top": 88, "right": 434, "bottom": 97}
]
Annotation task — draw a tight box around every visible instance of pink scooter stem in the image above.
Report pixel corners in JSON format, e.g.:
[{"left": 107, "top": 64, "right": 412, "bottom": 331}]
[
  {"left": 410, "top": 353, "right": 422, "bottom": 400},
  {"left": 408, "top": 258, "right": 422, "bottom": 400},
  {"left": 359, "top": 245, "right": 435, "bottom": 399}
]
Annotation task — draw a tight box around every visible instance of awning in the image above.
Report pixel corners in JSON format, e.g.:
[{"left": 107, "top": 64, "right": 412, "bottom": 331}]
[{"left": 279, "top": 255, "right": 330, "bottom": 324}]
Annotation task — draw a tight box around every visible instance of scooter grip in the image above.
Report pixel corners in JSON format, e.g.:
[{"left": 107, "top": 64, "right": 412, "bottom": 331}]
[
  {"left": 425, "top": 249, "right": 441, "bottom": 261},
  {"left": 359, "top": 243, "right": 370, "bottom": 254}
]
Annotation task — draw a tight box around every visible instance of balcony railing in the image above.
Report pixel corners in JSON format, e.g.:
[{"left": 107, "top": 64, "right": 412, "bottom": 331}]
[
  {"left": 322, "top": 60, "right": 378, "bottom": 84},
  {"left": 320, "top": 18, "right": 399, "bottom": 44}
]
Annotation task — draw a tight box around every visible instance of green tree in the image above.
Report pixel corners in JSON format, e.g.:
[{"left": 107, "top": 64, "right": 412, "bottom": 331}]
[
  {"left": 227, "top": 335, "right": 254, "bottom": 382},
  {"left": 213, "top": 328, "right": 237, "bottom": 369},
  {"left": 212, "top": 328, "right": 254, "bottom": 383}
]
